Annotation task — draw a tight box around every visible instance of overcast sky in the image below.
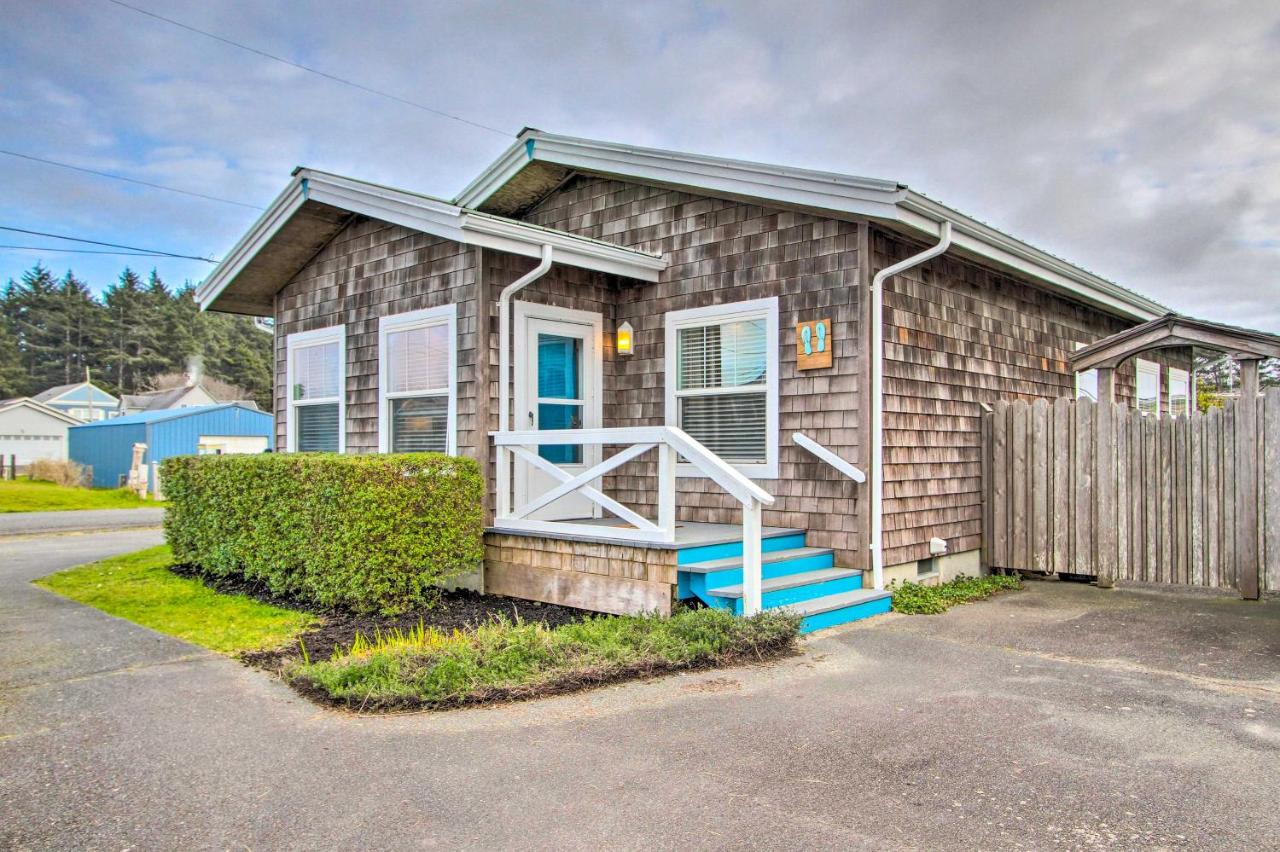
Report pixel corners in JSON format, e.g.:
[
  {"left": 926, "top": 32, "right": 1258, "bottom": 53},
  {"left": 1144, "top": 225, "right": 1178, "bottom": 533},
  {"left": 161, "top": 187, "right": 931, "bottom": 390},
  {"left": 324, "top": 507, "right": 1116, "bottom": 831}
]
[{"left": 2, "top": 0, "right": 1277, "bottom": 329}]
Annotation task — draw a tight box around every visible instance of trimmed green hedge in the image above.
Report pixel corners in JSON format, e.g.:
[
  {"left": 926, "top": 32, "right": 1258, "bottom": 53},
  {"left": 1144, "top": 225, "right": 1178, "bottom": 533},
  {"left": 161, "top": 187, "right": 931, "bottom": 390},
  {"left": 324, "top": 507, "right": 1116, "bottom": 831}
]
[{"left": 161, "top": 453, "right": 484, "bottom": 614}]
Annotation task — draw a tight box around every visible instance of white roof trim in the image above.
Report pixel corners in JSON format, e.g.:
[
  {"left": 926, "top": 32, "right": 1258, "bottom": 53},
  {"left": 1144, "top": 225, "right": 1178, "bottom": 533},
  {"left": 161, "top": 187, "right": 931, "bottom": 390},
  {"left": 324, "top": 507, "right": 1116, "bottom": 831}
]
[
  {"left": 197, "top": 169, "right": 666, "bottom": 311},
  {"left": 456, "top": 130, "right": 1165, "bottom": 322},
  {"left": 0, "top": 397, "right": 84, "bottom": 425}
]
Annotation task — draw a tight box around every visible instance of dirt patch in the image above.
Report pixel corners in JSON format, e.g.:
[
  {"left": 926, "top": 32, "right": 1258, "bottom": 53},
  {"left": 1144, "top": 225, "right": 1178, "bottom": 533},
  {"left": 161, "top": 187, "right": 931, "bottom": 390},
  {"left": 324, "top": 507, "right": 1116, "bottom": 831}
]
[{"left": 167, "top": 563, "right": 590, "bottom": 669}]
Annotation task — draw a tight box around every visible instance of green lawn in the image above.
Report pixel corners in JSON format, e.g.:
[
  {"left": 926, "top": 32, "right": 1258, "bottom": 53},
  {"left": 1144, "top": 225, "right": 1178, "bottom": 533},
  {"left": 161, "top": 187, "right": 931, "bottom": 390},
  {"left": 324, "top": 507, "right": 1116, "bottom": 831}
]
[
  {"left": 36, "top": 546, "right": 314, "bottom": 654},
  {"left": 0, "top": 479, "right": 157, "bottom": 512}
]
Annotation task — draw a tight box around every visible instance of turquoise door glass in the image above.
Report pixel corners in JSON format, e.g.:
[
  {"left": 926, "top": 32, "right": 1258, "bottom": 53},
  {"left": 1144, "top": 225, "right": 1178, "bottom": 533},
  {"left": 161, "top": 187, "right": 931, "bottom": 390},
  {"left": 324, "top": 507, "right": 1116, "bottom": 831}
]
[{"left": 537, "top": 333, "right": 583, "bottom": 464}]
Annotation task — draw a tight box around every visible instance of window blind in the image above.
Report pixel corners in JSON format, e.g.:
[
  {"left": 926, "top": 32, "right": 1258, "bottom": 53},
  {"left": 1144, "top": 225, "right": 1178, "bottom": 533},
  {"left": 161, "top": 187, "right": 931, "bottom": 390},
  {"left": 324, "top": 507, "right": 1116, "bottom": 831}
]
[
  {"left": 679, "top": 392, "right": 767, "bottom": 463},
  {"left": 292, "top": 342, "right": 340, "bottom": 400},
  {"left": 296, "top": 403, "right": 339, "bottom": 452},
  {"left": 386, "top": 325, "right": 449, "bottom": 394},
  {"left": 390, "top": 396, "right": 447, "bottom": 453}
]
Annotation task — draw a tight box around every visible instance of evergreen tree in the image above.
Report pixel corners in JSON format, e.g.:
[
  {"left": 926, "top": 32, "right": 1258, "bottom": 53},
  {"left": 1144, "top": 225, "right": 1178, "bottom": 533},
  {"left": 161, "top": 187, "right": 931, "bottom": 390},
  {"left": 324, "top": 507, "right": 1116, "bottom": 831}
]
[{"left": 0, "top": 322, "right": 27, "bottom": 398}]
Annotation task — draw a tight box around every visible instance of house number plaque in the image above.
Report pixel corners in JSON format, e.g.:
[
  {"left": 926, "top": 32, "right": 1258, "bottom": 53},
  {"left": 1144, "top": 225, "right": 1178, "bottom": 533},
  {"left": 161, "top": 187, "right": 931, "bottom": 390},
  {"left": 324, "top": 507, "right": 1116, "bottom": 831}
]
[{"left": 795, "top": 319, "right": 832, "bottom": 370}]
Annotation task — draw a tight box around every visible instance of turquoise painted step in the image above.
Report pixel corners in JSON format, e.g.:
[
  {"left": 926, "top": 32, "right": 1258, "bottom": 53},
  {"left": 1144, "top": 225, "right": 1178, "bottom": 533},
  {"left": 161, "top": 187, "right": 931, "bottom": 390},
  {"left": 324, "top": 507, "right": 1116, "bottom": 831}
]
[
  {"left": 677, "top": 547, "right": 834, "bottom": 601},
  {"left": 676, "top": 530, "right": 806, "bottom": 566},
  {"left": 707, "top": 567, "right": 863, "bottom": 615},
  {"left": 781, "top": 589, "right": 893, "bottom": 634}
]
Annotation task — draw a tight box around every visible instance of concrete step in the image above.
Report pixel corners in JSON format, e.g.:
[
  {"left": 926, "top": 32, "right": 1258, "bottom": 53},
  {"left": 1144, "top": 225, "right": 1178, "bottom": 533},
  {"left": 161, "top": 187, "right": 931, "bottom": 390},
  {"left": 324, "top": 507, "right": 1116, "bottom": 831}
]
[{"left": 707, "top": 566, "right": 862, "bottom": 599}]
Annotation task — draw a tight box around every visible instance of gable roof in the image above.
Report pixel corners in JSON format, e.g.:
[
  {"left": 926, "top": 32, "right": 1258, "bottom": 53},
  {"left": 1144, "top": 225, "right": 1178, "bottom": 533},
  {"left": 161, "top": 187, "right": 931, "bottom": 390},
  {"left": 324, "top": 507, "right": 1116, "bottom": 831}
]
[
  {"left": 456, "top": 129, "right": 1168, "bottom": 323},
  {"left": 69, "top": 402, "right": 270, "bottom": 429},
  {"left": 1071, "top": 313, "right": 1280, "bottom": 372},
  {"left": 32, "top": 381, "right": 118, "bottom": 406},
  {"left": 197, "top": 168, "right": 668, "bottom": 315},
  {"left": 0, "top": 397, "right": 83, "bottom": 425}
]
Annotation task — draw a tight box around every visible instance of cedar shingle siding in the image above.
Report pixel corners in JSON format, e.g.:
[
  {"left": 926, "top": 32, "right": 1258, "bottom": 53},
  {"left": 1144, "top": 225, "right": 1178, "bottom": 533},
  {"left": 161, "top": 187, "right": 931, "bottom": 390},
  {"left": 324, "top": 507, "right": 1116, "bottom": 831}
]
[{"left": 272, "top": 175, "right": 1186, "bottom": 573}]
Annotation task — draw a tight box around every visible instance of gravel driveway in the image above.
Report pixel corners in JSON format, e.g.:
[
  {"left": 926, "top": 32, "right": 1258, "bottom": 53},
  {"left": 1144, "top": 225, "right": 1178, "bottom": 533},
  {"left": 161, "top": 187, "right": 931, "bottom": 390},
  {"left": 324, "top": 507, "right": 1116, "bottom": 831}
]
[{"left": 2, "top": 530, "right": 1277, "bottom": 850}]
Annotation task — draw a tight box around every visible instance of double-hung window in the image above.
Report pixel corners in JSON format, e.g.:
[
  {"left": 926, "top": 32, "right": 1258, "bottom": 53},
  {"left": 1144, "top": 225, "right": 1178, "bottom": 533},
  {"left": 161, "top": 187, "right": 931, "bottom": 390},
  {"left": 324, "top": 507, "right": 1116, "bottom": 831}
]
[
  {"left": 1136, "top": 358, "right": 1161, "bottom": 417},
  {"left": 378, "top": 305, "right": 456, "bottom": 454},
  {"left": 665, "top": 297, "right": 779, "bottom": 478},
  {"left": 1167, "top": 367, "right": 1191, "bottom": 417},
  {"left": 286, "top": 325, "right": 345, "bottom": 452}
]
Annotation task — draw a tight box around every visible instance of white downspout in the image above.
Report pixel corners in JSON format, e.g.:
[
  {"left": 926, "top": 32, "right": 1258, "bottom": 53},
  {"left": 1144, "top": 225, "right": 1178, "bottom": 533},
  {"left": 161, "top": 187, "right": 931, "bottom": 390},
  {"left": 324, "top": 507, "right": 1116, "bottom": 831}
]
[
  {"left": 870, "top": 221, "right": 952, "bottom": 591},
  {"left": 496, "top": 244, "right": 554, "bottom": 517}
]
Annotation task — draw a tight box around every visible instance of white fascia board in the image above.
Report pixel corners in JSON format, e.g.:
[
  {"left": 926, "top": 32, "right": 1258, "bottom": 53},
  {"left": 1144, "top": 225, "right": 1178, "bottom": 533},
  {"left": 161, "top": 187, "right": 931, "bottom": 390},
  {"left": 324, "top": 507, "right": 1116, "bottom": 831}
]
[
  {"left": 459, "top": 131, "right": 1166, "bottom": 323},
  {"left": 460, "top": 212, "right": 666, "bottom": 281},
  {"left": 196, "top": 178, "right": 307, "bottom": 309},
  {"left": 301, "top": 171, "right": 469, "bottom": 245},
  {"left": 897, "top": 193, "right": 1165, "bottom": 322}
]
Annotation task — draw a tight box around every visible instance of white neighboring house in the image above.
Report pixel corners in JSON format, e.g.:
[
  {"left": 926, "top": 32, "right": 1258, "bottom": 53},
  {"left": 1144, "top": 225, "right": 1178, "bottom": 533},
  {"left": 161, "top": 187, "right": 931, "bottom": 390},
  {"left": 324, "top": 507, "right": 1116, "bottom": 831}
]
[
  {"left": 117, "top": 382, "right": 259, "bottom": 416},
  {"left": 0, "top": 398, "right": 82, "bottom": 469}
]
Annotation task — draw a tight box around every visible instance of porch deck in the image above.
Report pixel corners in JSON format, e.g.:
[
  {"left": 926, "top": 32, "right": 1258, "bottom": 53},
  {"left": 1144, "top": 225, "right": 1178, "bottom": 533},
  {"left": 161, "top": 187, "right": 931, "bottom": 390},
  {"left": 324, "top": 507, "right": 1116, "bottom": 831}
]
[{"left": 487, "top": 518, "right": 805, "bottom": 550}]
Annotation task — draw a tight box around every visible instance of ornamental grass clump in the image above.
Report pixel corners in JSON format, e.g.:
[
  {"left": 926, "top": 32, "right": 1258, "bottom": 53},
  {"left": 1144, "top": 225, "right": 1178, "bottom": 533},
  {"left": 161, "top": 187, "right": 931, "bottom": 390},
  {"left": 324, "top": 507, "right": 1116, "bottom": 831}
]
[
  {"left": 287, "top": 607, "right": 801, "bottom": 711},
  {"left": 161, "top": 452, "right": 484, "bottom": 614}
]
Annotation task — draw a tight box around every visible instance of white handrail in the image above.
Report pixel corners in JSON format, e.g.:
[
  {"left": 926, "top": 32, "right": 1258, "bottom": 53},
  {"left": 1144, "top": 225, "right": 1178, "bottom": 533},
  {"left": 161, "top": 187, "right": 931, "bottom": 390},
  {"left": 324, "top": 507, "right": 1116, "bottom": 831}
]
[
  {"left": 492, "top": 425, "right": 774, "bottom": 615},
  {"left": 792, "top": 433, "right": 866, "bottom": 483}
]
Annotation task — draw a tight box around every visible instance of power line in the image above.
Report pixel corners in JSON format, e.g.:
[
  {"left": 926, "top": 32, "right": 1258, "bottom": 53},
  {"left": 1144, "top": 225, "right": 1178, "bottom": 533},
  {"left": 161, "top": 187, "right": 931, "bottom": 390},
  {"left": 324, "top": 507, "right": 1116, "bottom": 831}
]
[
  {"left": 0, "top": 244, "right": 182, "bottom": 258},
  {"left": 106, "top": 0, "right": 512, "bottom": 139},
  {"left": 0, "top": 148, "right": 262, "bottom": 209},
  {"left": 0, "top": 148, "right": 263, "bottom": 209},
  {"left": 0, "top": 226, "right": 218, "bottom": 263}
]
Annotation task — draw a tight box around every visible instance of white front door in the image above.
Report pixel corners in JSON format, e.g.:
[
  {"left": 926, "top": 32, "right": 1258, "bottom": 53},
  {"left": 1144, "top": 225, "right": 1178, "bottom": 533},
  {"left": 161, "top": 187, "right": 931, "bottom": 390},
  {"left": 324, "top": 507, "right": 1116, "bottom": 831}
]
[{"left": 514, "top": 304, "right": 603, "bottom": 521}]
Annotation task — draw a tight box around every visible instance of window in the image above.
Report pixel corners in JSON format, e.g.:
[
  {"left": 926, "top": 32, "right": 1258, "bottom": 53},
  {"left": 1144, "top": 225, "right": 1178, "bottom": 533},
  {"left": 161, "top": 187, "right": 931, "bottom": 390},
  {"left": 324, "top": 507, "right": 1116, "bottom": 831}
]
[
  {"left": 286, "top": 325, "right": 345, "bottom": 452},
  {"left": 1074, "top": 344, "right": 1098, "bottom": 401},
  {"left": 378, "top": 305, "right": 456, "bottom": 454},
  {"left": 1167, "top": 367, "right": 1191, "bottom": 417},
  {"left": 665, "top": 297, "right": 779, "bottom": 478},
  {"left": 1136, "top": 358, "right": 1161, "bottom": 417}
]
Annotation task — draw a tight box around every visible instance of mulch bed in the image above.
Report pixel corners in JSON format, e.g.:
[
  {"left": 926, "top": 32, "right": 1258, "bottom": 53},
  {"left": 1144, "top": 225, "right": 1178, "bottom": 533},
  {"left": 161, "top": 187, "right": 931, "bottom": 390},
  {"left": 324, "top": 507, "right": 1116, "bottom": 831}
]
[{"left": 167, "top": 563, "right": 589, "bottom": 670}]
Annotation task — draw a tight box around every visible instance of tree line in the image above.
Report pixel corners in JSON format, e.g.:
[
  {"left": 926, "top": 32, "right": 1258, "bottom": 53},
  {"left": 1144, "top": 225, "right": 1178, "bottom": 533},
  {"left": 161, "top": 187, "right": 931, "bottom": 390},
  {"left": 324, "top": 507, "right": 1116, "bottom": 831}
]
[{"left": 0, "top": 263, "right": 272, "bottom": 408}]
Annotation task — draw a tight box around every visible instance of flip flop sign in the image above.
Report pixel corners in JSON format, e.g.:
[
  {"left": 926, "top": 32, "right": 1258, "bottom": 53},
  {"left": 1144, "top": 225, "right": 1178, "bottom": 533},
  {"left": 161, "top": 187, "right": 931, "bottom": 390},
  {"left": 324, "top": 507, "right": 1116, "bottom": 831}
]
[{"left": 795, "top": 318, "right": 833, "bottom": 370}]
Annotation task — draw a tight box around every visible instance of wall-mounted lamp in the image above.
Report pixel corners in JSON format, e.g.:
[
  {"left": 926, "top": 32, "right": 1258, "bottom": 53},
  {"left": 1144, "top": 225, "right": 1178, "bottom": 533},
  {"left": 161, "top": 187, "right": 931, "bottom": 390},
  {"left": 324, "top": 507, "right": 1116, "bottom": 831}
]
[{"left": 616, "top": 321, "right": 634, "bottom": 356}]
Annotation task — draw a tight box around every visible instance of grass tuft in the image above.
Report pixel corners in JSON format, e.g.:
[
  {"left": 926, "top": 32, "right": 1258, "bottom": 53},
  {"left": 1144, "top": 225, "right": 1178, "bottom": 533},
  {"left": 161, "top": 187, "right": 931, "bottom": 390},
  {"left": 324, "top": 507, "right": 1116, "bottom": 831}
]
[
  {"left": 0, "top": 479, "right": 157, "bottom": 512},
  {"left": 288, "top": 607, "right": 801, "bottom": 711},
  {"left": 891, "top": 573, "right": 1022, "bottom": 615},
  {"left": 35, "top": 545, "right": 314, "bottom": 653}
]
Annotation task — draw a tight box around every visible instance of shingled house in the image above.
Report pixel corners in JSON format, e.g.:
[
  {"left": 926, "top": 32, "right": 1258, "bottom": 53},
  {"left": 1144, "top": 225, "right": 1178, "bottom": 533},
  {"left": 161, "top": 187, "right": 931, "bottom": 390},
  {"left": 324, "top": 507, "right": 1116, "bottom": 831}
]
[{"left": 197, "top": 130, "right": 1190, "bottom": 631}]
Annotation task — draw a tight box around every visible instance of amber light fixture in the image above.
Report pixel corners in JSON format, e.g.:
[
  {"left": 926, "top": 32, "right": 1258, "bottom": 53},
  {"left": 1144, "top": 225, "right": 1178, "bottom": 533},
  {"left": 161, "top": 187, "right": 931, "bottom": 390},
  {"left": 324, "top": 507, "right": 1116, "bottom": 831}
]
[{"left": 616, "top": 320, "right": 634, "bottom": 356}]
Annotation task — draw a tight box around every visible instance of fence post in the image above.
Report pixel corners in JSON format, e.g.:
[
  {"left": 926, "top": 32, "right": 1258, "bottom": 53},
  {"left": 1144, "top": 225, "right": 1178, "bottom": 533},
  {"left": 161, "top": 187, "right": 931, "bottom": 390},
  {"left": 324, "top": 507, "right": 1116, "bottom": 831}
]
[
  {"left": 1095, "top": 400, "right": 1117, "bottom": 588},
  {"left": 1235, "top": 358, "right": 1261, "bottom": 600}
]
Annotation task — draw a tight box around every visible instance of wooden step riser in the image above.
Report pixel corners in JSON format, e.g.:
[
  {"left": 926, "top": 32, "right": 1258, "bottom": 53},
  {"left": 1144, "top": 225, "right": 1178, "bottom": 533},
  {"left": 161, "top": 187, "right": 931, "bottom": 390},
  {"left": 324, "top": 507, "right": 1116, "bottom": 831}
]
[
  {"left": 675, "top": 533, "right": 807, "bottom": 566},
  {"left": 725, "top": 573, "right": 864, "bottom": 614},
  {"left": 799, "top": 596, "right": 893, "bottom": 634},
  {"left": 678, "top": 551, "right": 835, "bottom": 601}
]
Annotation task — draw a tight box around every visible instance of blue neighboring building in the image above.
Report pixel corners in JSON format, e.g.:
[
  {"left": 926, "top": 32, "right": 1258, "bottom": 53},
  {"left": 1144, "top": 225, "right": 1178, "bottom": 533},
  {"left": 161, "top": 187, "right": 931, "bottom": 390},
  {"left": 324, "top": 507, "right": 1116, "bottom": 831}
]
[{"left": 69, "top": 403, "right": 273, "bottom": 491}]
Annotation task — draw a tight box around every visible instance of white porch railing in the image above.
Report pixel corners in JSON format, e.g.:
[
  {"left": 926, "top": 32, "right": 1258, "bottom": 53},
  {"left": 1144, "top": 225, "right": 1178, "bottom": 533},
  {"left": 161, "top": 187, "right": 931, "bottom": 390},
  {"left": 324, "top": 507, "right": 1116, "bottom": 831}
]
[{"left": 492, "top": 426, "right": 775, "bottom": 615}]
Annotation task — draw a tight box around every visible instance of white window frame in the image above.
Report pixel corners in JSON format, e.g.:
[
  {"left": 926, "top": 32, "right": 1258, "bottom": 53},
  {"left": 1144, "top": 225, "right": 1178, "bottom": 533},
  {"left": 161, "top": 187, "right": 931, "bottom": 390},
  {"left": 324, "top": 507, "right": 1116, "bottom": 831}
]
[
  {"left": 1136, "top": 358, "right": 1161, "bottom": 418},
  {"left": 377, "top": 304, "right": 458, "bottom": 455},
  {"left": 1167, "top": 366, "right": 1191, "bottom": 418},
  {"left": 664, "top": 296, "right": 779, "bottom": 480},
  {"left": 285, "top": 324, "right": 346, "bottom": 453}
]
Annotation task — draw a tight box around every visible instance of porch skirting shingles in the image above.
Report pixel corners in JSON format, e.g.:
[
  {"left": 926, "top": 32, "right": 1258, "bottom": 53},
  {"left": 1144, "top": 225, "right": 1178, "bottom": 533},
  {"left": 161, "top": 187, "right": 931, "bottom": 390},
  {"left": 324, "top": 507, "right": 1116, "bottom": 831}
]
[
  {"left": 484, "top": 533, "right": 677, "bottom": 615},
  {"left": 521, "top": 176, "right": 867, "bottom": 569}
]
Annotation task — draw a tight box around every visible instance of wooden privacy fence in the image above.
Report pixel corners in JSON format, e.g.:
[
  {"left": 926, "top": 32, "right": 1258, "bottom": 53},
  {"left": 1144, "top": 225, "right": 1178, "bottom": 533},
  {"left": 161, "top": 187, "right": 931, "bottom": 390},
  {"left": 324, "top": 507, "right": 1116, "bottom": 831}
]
[{"left": 982, "top": 389, "right": 1279, "bottom": 598}]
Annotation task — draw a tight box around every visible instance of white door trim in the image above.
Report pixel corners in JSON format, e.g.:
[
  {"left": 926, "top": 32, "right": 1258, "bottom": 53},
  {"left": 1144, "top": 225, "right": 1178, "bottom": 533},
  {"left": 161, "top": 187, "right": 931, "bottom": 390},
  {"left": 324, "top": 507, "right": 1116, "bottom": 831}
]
[{"left": 512, "top": 302, "right": 604, "bottom": 517}]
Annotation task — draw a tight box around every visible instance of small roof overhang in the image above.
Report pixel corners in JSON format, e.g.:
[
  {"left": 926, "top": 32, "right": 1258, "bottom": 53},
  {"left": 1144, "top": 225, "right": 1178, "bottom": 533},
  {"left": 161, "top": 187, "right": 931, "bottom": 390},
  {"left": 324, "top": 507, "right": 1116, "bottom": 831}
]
[
  {"left": 198, "top": 169, "right": 667, "bottom": 316},
  {"left": 1070, "top": 313, "right": 1280, "bottom": 372},
  {"left": 455, "top": 129, "right": 1168, "bottom": 323},
  {"left": 0, "top": 397, "right": 83, "bottom": 425}
]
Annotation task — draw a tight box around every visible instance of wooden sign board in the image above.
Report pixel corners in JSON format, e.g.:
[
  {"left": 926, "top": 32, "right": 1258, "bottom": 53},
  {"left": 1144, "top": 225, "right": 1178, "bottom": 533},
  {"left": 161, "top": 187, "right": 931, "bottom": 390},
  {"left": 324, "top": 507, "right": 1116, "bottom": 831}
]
[{"left": 795, "top": 319, "right": 833, "bottom": 370}]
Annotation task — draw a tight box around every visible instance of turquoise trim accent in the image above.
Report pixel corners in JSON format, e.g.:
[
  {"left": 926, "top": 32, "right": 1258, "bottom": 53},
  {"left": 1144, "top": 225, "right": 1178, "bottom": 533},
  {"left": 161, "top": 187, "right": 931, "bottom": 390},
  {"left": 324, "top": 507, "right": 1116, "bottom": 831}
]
[
  {"left": 676, "top": 532, "right": 805, "bottom": 565},
  {"left": 525, "top": 138, "right": 536, "bottom": 159},
  {"left": 301, "top": 177, "right": 309, "bottom": 199},
  {"left": 800, "top": 596, "right": 891, "bottom": 634},
  {"left": 729, "top": 573, "right": 861, "bottom": 615}
]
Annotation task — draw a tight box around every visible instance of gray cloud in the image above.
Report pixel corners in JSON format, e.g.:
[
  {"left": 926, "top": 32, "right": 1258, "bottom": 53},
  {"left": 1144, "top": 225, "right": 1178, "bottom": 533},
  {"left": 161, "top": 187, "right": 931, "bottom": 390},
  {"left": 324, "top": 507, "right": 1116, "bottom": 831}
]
[{"left": 1, "top": 0, "right": 1276, "bottom": 328}]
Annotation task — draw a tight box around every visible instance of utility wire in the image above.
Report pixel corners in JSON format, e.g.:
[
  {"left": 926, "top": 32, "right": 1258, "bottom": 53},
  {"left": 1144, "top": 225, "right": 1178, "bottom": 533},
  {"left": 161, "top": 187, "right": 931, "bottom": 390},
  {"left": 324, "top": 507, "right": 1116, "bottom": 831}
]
[
  {"left": 106, "top": 0, "right": 512, "bottom": 139},
  {"left": 0, "top": 226, "right": 218, "bottom": 263},
  {"left": 0, "top": 244, "right": 184, "bottom": 258},
  {"left": 0, "top": 149, "right": 263, "bottom": 210}
]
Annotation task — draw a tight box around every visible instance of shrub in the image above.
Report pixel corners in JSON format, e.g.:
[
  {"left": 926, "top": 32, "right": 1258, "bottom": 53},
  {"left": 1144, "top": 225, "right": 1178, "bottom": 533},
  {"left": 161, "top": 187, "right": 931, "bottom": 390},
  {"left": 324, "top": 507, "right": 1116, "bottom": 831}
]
[
  {"left": 288, "top": 607, "right": 802, "bottom": 710},
  {"left": 27, "top": 458, "right": 89, "bottom": 487},
  {"left": 161, "top": 452, "right": 484, "bottom": 614},
  {"left": 891, "top": 573, "right": 1022, "bottom": 615}
]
